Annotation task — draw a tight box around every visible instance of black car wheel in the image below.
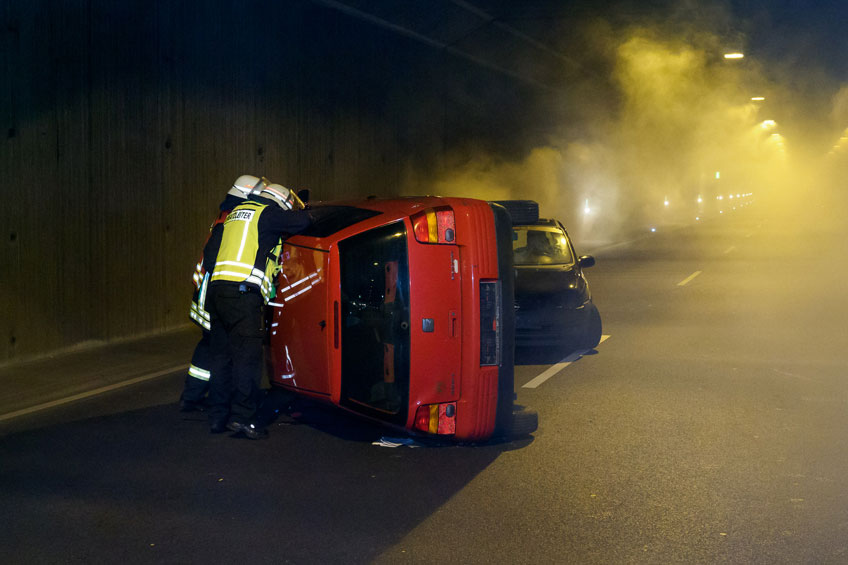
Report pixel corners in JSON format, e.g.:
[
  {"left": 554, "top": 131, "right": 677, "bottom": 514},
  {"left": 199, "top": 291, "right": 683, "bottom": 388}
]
[{"left": 510, "top": 408, "right": 539, "bottom": 437}]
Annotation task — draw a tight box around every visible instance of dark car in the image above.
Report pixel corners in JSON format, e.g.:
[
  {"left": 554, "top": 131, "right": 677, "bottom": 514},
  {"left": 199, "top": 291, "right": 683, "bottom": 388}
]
[{"left": 495, "top": 201, "right": 602, "bottom": 353}]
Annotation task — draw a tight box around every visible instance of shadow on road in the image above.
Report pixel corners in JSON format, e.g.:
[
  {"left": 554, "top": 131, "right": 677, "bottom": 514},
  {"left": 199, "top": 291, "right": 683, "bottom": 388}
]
[
  {"left": 256, "top": 389, "right": 535, "bottom": 449},
  {"left": 0, "top": 393, "right": 528, "bottom": 563}
]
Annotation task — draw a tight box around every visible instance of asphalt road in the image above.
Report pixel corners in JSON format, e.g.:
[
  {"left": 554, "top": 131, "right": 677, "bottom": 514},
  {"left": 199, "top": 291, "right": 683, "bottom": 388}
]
[{"left": 2, "top": 195, "right": 847, "bottom": 564}]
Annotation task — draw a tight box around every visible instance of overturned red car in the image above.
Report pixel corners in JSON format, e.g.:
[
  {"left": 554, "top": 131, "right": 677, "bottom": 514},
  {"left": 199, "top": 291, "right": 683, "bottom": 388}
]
[{"left": 267, "top": 196, "right": 537, "bottom": 441}]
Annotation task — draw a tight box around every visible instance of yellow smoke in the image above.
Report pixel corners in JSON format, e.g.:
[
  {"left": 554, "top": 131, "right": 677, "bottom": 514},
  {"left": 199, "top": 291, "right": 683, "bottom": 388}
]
[{"left": 411, "top": 18, "right": 844, "bottom": 247}]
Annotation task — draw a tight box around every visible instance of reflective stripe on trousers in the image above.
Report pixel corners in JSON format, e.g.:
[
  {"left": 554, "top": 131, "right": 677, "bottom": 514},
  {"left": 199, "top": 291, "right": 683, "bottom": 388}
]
[{"left": 188, "top": 364, "right": 211, "bottom": 381}]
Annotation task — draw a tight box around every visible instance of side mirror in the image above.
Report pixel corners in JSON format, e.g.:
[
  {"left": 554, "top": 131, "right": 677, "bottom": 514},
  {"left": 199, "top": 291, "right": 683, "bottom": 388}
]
[
  {"left": 578, "top": 255, "right": 595, "bottom": 268},
  {"left": 297, "top": 189, "right": 310, "bottom": 204}
]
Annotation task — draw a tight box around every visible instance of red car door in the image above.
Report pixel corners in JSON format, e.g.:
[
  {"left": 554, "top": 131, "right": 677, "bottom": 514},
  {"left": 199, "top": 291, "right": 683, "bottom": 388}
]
[{"left": 269, "top": 244, "right": 331, "bottom": 396}]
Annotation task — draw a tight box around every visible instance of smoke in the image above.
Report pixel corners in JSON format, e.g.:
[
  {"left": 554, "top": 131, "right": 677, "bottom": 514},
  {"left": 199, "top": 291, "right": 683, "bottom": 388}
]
[{"left": 406, "top": 3, "right": 845, "bottom": 248}]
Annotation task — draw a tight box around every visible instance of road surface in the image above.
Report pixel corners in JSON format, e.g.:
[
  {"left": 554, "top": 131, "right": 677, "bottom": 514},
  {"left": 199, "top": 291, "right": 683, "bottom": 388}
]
[{"left": 2, "top": 197, "right": 847, "bottom": 563}]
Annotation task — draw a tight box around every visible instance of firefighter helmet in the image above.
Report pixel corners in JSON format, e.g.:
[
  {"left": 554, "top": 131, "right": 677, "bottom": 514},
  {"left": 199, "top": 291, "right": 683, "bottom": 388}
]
[
  {"left": 260, "top": 183, "right": 306, "bottom": 211},
  {"left": 228, "top": 175, "right": 265, "bottom": 198}
]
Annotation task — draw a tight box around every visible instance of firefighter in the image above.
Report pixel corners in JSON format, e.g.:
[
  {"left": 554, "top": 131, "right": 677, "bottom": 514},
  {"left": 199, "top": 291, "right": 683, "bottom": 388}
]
[
  {"left": 206, "top": 180, "right": 312, "bottom": 439},
  {"left": 179, "top": 176, "right": 266, "bottom": 412}
]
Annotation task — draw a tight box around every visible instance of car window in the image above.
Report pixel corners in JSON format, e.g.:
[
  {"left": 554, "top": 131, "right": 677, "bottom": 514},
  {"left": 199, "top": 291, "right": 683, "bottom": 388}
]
[
  {"left": 338, "top": 221, "right": 410, "bottom": 421},
  {"left": 512, "top": 226, "right": 575, "bottom": 266}
]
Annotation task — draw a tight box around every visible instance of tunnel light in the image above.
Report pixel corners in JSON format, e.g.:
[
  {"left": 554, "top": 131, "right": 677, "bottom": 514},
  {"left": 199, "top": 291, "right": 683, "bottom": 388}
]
[
  {"left": 664, "top": 199, "right": 669, "bottom": 207},
  {"left": 650, "top": 227, "right": 656, "bottom": 233},
  {"left": 584, "top": 199, "right": 591, "bottom": 215},
  {"left": 715, "top": 171, "right": 721, "bottom": 180},
  {"left": 751, "top": 96, "right": 765, "bottom": 101},
  {"left": 724, "top": 52, "right": 745, "bottom": 59},
  {"left": 761, "top": 120, "right": 776, "bottom": 129},
  {"left": 695, "top": 216, "right": 700, "bottom": 221},
  {"left": 697, "top": 196, "right": 703, "bottom": 203}
]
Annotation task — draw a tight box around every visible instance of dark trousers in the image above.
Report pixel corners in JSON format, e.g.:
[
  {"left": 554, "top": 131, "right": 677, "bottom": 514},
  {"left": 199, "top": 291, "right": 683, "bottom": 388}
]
[
  {"left": 180, "top": 331, "right": 212, "bottom": 403},
  {"left": 207, "top": 284, "right": 265, "bottom": 424}
]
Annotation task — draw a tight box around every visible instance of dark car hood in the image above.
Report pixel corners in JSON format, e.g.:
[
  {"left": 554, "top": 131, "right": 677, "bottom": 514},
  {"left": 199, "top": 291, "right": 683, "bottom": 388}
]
[{"left": 514, "top": 264, "right": 589, "bottom": 310}]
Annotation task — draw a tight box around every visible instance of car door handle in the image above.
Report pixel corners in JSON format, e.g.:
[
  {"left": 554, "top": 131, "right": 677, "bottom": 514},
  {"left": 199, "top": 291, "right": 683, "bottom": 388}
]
[{"left": 333, "top": 301, "right": 339, "bottom": 348}]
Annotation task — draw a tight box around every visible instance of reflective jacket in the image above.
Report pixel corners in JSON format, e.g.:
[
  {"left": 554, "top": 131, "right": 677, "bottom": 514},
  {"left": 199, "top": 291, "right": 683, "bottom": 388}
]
[
  {"left": 189, "top": 195, "right": 244, "bottom": 330},
  {"left": 209, "top": 196, "right": 312, "bottom": 304}
]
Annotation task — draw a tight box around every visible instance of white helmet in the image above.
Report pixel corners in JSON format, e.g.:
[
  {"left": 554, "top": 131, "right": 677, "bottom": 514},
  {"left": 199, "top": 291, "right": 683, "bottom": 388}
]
[
  {"left": 228, "top": 174, "right": 265, "bottom": 198},
  {"left": 259, "top": 183, "right": 306, "bottom": 210}
]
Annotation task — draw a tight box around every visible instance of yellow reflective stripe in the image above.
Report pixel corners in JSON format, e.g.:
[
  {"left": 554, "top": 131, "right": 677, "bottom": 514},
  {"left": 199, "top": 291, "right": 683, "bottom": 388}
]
[
  {"left": 215, "top": 260, "right": 256, "bottom": 270},
  {"left": 235, "top": 217, "right": 251, "bottom": 261},
  {"left": 212, "top": 270, "right": 251, "bottom": 281}
]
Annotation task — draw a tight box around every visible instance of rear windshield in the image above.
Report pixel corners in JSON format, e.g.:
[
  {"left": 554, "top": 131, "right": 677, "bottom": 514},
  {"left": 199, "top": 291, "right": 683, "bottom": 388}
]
[
  {"left": 338, "top": 221, "right": 410, "bottom": 424},
  {"left": 512, "top": 226, "right": 575, "bottom": 266},
  {"left": 299, "top": 205, "right": 382, "bottom": 238}
]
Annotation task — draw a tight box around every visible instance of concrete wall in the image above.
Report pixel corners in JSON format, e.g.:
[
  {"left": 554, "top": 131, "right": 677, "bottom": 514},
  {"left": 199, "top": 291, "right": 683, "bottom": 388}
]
[{"left": 1, "top": 0, "right": 551, "bottom": 362}]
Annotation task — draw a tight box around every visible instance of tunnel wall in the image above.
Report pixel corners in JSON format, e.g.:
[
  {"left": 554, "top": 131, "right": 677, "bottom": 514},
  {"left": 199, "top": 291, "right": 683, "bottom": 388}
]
[{"left": 0, "top": 0, "right": 545, "bottom": 363}]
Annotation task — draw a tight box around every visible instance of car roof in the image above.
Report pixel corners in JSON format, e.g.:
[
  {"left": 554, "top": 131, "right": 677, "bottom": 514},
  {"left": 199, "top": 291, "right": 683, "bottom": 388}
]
[{"left": 515, "top": 218, "right": 560, "bottom": 228}]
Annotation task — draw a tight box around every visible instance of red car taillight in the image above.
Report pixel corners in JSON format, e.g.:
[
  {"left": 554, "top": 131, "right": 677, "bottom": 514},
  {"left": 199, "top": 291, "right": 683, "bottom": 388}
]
[
  {"left": 414, "top": 402, "right": 457, "bottom": 434},
  {"left": 412, "top": 207, "right": 456, "bottom": 244}
]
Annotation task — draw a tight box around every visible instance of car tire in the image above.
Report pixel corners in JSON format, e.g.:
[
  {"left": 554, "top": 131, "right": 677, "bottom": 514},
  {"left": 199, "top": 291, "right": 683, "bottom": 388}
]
[{"left": 508, "top": 408, "right": 539, "bottom": 438}]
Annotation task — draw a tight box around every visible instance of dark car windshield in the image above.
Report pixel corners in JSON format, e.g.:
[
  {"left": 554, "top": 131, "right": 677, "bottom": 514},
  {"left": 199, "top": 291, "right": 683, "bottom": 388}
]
[
  {"left": 298, "top": 205, "right": 383, "bottom": 238},
  {"left": 512, "top": 226, "right": 575, "bottom": 266}
]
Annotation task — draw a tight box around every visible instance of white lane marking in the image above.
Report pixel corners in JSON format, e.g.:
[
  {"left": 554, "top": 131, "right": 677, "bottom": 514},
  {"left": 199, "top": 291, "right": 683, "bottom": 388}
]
[
  {"left": 523, "top": 335, "right": 610, "bottom": 389},
  {"left": 0, "top": 364, "right": 188, "bottom": 423},
  {"left": 724, "top": 245, "right": 736, "bottom": 254},
  {"left": 677, "top": 270, "right": 702, "bottom": 286}
]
